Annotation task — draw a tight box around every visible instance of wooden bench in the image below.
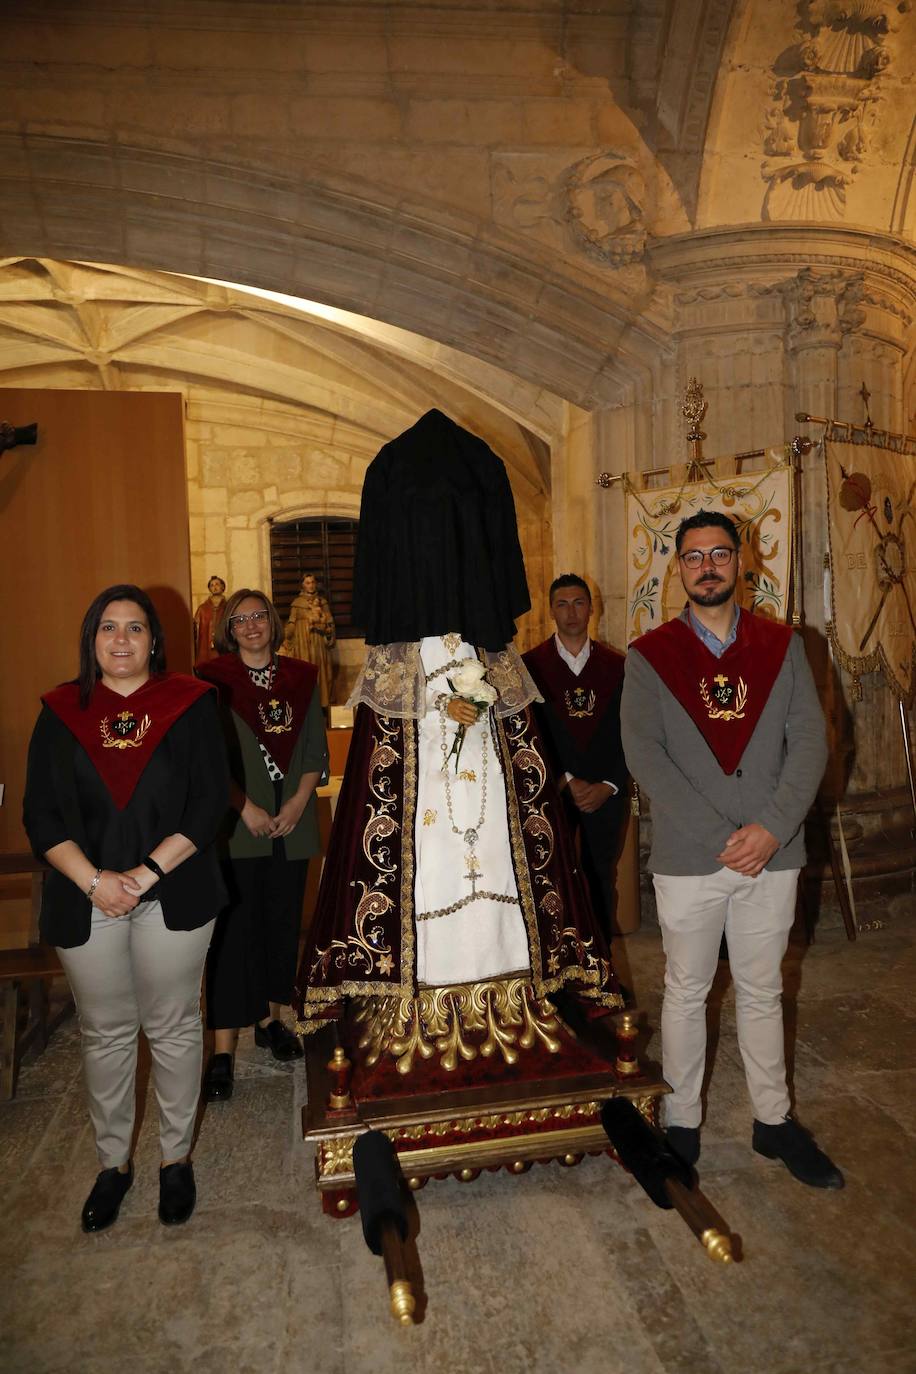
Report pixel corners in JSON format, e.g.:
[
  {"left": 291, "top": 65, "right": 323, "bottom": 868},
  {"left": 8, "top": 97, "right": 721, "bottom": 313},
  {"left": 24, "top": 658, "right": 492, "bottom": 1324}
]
[
  {"left": 0, "top": 943, "right": 69, "bottom": 1098},
  {"left": 0, "top": 853, "right": 73, "bottom": 1099}
]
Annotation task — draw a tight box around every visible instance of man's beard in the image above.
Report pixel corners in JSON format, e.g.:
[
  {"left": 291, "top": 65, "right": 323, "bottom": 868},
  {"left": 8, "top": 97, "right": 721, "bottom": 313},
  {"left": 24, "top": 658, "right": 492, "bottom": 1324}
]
[{"left": 686, "top": 576, "right": 735, "bottom": 608}]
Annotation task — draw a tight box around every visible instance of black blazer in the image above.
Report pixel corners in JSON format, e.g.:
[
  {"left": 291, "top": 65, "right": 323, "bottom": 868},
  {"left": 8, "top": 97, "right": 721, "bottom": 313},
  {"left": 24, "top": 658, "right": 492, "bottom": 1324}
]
[{"left": 23, "top": 692, "right": 230, "bottom": 948}]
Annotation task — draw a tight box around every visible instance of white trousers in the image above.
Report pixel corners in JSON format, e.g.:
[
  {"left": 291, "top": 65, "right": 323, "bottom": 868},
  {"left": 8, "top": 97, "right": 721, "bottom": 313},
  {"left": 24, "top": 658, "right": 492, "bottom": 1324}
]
[
  {"left": 653, "top": 866, "right": 798, "bottom": 1129},
  {"left": 57, "top": 900, "right": 214, "bottom": 1169}
]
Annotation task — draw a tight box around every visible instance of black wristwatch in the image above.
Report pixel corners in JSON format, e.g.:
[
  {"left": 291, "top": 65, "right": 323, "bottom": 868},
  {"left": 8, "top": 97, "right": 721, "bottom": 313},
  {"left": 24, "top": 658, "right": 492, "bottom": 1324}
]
[{"left": 142, "top": 855, "right": 166, "bottom": 882}]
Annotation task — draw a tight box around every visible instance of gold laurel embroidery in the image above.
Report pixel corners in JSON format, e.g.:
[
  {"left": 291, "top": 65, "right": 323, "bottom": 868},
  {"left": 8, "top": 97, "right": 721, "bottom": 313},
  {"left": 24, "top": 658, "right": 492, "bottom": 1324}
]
[
  {"left": 564, "top": 687, "right": 596, "bottom": 719},
  {"left": 257, "top": 698, "right": 293, "bottom": 733},
  {"left": 699, "top": 676, "right": 748, "bottom": 721},
  {"left": 100, "top": 713, "right": 152, "bottom": 750}
]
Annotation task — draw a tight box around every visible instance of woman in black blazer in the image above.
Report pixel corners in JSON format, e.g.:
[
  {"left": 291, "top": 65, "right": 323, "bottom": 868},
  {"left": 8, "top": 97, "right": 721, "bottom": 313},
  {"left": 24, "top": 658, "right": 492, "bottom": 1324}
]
[{"left": 23, "top": 584, "right": 228, "bottom": 1233}]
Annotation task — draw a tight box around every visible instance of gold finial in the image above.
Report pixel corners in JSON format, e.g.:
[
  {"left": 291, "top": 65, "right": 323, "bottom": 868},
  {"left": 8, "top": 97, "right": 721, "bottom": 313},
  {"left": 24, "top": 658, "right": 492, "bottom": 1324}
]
[
  {"left": 683, "top": 377, "right": 707, "bottom": 444},
  {"left": 389, "top": 1280, "right": 416, "bottom": 1325},
  {"left": 682, "top": 377, "right": 709, "bottom": 475},
  {"left": 701, "top": 1228, "right": 734, "bottom": 1264}
]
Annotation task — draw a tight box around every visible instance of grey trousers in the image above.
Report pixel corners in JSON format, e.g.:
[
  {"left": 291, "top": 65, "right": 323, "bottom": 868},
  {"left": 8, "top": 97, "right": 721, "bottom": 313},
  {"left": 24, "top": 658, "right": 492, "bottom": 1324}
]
[
  {"left": 653, "top": 866, "right": 798, "bottom": 1129},
  {"left": 57, "top": 900, "right": 214, "bottom": 1169}
]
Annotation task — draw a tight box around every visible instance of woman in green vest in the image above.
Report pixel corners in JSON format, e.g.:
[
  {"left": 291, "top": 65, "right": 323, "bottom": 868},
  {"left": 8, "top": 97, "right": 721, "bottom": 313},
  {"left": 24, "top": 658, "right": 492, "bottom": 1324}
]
[{"left": 197, "top": 588, "right": 328, "bottom": 1099}]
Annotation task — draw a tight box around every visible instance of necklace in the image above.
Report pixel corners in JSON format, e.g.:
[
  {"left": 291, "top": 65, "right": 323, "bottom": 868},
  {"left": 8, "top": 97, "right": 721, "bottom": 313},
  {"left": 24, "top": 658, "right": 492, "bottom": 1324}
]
[{"left": 439, "top": 708, "right": 489, "bottom": 897}]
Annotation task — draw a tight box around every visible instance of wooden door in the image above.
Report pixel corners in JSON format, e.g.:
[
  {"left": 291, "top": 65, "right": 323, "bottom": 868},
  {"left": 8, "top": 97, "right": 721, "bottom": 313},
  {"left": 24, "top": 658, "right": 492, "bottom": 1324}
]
[{"left": 0, "top": 389, "right": 190, "bottom": 854}]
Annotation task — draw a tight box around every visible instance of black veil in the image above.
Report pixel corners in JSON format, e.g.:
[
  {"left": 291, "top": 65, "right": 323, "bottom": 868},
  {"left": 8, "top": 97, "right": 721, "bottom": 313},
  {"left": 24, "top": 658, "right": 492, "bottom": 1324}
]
[{"left": 352, "top": 410, "right": 531, "bottom": 650}]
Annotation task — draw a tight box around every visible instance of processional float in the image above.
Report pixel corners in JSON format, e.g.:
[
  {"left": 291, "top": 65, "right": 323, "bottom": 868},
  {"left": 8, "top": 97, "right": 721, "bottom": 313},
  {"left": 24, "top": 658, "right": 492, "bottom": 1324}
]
[{"left": 295, "top": 409, "right": 736, "bottom": 1325}]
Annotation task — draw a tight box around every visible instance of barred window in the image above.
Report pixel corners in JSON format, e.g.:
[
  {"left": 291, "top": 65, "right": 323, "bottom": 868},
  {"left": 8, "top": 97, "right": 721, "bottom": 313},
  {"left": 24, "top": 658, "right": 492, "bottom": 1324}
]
[{"left": 269, "top": 516, "right": 361, "bottom": 639}]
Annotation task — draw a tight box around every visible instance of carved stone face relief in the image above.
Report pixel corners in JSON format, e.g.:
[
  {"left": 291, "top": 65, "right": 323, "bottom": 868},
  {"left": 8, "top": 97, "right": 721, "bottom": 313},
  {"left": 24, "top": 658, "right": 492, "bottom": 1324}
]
[{"left": 564, "top": 153, "right": 647, "bottom": 266}]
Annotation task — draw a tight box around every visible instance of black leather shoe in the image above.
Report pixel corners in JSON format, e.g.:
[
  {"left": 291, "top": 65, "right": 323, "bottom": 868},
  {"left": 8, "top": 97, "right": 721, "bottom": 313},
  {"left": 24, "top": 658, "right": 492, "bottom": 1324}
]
[
  {"left": 159, "top": 1162, "right": 197, "bottom": 1225},
  {"left": 254, "top": 1019, "right": 303, "bottom": 1061},
  {"left": 753, "top": 1117, "right": 844, "bottom": 1189},
  {"left": 203, "top": 1052, "right": 234, "bottom": 1101},
  {"left": 665, "top": 1125, "right": 700, "bottom": 1166},
  {"left": 81, "top": 1163, "right": 133, "bottom": 1233}
]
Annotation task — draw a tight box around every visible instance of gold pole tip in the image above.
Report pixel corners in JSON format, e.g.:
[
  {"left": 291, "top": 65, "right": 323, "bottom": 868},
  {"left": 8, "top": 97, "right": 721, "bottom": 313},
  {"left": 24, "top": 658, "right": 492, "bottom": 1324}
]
[
  {"left": 701, "top": 1229, "right": 734, "bottom": 1264},
  {"left": 390, "top": 1280, "right": 416, "bottom": 1325}
]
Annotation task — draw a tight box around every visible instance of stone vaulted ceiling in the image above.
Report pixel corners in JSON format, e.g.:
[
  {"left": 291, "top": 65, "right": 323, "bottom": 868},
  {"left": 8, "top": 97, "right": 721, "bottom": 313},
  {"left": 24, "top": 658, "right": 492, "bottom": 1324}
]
[
  {"left": 0, "top": 256, "right": 556, "bottom": 503},
  {"left": 0, "top": 0, "right": 913, "bottom": 404}
]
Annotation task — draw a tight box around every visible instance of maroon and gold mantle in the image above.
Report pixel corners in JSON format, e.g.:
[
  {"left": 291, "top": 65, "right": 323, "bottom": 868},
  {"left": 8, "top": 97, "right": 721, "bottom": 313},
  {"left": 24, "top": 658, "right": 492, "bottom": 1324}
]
[
  {"left": 42, "top": 673, "right": 212, "bottom": 810},
  {"left": 297, "top": 701, "right": 624, "bottom": 1025},
  {"left": 631, "top": 610, "right": 793, "bottom": 775},
  {"left": 197, "top": 652, "right": 317, "bottom": 774}
]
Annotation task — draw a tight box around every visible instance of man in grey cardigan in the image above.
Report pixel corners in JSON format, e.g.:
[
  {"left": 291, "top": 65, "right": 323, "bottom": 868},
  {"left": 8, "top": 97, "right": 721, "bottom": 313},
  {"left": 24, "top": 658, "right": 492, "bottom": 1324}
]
[{"left": 621, "top": 510, "right": 843, "bottom": 1188}]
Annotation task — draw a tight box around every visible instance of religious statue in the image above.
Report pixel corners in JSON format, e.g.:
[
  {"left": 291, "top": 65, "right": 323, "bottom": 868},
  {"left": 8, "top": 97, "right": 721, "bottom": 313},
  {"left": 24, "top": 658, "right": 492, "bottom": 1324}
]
[
  {"left": 193, "top": 574, "right": 227, "bottom": 666},
  {"left": 298, "top": 410, "right": 623, "bottom": 1063},
  {"left": 283, "top": 573, "right": 336, "bottom": 708}
]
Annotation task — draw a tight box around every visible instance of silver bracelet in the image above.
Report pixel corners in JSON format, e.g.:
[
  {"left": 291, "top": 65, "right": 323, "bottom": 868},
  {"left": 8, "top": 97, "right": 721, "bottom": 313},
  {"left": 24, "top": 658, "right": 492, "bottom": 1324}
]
[{"left": 86, "top": 868, "right": 103, "bottom": 901}]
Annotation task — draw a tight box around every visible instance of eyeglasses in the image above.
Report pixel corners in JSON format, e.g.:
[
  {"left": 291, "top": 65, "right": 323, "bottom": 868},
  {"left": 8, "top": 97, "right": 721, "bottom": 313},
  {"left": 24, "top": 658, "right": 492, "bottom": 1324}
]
[
  {"left": 678, "top": 546, "right": 736, "bottom": 571},
  {"left": 229, "top": 610, "right": 270, "bottom": 626}
]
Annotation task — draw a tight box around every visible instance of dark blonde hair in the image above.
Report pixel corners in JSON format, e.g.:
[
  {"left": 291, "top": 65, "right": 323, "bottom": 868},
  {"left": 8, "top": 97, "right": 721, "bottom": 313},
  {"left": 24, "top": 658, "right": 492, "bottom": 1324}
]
[{"left": 215, "top": 588, "right": 284, "bottom": 655}]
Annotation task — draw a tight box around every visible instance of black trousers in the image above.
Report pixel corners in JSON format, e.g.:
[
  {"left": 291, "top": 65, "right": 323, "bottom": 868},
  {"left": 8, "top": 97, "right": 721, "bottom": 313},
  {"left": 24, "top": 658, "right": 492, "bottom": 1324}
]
[
  {"left": 206, "top": 843, "right": 309, "bottom": 1030},
  {"left": 564, "top": 791, "right": 625, "bottom": 942}
]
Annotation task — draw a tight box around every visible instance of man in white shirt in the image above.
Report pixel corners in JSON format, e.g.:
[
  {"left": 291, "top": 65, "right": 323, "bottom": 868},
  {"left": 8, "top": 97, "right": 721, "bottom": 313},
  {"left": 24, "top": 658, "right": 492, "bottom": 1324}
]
[{"left": 524, "top": 575, "right": 627, "bottom": 936}]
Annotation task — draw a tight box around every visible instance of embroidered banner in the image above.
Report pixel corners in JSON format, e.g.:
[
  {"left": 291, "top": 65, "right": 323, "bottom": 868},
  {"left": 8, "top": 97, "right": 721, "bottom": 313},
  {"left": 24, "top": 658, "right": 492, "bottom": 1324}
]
[
  {"left": 824, "top": 437, "right": 916, "bottom": 701},
  {"left": 624, "top": 452, "right": 794, "bottom": 643}
]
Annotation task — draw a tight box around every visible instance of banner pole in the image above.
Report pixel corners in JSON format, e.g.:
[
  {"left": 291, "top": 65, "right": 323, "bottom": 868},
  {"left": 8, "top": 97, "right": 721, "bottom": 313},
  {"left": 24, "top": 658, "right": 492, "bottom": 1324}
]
[{"left": 899, "top": 699, "right": 916, "bottom": 834}]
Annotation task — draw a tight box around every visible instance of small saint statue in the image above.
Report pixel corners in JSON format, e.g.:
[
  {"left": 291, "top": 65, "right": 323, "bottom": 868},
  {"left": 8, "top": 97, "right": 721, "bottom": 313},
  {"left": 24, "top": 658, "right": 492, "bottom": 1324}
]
[
  {"left": 283, "top": 573, "right": 336, "bottom": 708},
  {"left": 193, "top": 574, "right": 227, "bottom": 666}
]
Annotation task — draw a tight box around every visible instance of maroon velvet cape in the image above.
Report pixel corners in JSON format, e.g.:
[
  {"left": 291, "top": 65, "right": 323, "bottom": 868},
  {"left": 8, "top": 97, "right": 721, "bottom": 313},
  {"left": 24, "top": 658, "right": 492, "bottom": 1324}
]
[
  {"left": 42, "top": 674, "right": 213, "bottom": 810},
  {"left": 297, "top": 701, "right": 623, "bottom": 1022},
  {"left": 196, "top": 653, "right": 318, "bottom": 774},
  {"left": 631, "top": 610, "right": 793, "bottom": 774}
]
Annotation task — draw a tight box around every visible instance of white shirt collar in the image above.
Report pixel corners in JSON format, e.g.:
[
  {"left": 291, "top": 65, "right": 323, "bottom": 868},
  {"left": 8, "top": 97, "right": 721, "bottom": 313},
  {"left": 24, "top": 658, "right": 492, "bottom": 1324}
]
[{"left": 554, "top": 632, "right": 591, "bottom": 677}]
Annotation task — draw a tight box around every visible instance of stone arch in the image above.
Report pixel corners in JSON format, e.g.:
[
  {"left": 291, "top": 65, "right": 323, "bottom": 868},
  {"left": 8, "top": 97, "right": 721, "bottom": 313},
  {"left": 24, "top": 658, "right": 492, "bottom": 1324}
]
[{"left": 0, "top": 133, "right": 658, "bottom": 407}]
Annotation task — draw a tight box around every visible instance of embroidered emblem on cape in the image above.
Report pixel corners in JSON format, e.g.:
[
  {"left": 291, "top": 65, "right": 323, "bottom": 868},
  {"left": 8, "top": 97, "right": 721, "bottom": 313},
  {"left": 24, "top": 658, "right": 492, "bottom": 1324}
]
[
  {"left": 100, "top": 710, "right": 152, "bottom": 749},
  {"left": 441, "top": 632, "right": 463, "bottom": 655},
  {"left": 564, "top": 685, "right": 596, "bottom": 719},
  {"left": 700, "top": 674, "right": 748, "bottom": 721},
  {"left": 258, "top": 697, "right": 293, "bottom": 733}
]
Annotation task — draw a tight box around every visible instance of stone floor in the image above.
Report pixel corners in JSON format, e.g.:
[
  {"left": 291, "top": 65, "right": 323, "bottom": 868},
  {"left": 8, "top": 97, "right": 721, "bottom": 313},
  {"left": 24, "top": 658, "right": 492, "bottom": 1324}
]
[{"left": 2, "top": 910, "right": 915, "bottom": 1374}]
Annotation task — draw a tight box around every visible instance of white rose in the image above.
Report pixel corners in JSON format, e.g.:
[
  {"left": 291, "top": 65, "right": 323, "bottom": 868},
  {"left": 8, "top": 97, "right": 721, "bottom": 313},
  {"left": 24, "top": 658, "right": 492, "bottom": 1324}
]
[
  {"left": 450, "top": 659, "right": 488, "bottom": 694},
  {"left": 466, "top": 680, "right": 498, "bottom": 707}
]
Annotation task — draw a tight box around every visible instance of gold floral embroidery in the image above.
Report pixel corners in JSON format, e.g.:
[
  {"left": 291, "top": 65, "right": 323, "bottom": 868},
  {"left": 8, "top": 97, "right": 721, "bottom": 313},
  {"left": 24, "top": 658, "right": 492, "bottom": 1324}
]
[
  {"left": 457, "top": 769, "right": 477, "bottom": 782},
  {"left": 423, "top": 808, "right": 437, "bottom": 826}
]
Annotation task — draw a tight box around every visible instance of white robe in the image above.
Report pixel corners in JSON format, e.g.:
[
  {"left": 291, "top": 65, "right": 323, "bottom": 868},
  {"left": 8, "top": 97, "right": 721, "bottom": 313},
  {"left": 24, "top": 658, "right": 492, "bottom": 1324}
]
[{"left": 414, "top": 636, "right": 531, "bottom": 986}]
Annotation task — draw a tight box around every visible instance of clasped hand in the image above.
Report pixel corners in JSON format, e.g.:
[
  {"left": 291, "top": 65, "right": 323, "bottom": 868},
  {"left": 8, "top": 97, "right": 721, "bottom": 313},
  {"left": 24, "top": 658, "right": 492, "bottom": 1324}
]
[
  {"left": 94, "top": 865, "right": 157, "bottom": 919},
  {"left": 716, "top": 823, "right": 779, "bottom": 877},
  {"left": 241, "top": 796, "right": 306, "bottom": 840},
  {"left": 567, "top": 777, "right": 613, "bottom": 814}
]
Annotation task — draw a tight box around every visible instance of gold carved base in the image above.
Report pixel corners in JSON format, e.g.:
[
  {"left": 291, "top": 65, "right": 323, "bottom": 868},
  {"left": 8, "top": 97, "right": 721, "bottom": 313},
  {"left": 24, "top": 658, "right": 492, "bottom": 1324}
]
[
  {"left": 313, "top": 1090, "right": 665, "bottom": 1209},
  {"left": 352, "top": 976, "right": 564, "bottom": 1076}
]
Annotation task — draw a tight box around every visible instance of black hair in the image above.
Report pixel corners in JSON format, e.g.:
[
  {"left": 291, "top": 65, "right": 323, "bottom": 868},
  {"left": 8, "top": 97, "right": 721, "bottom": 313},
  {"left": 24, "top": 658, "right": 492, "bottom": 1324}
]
[
  {"left": 549, "top": 573, "right": 591, "bottom": 602},
  {"left": 675, "top": 509, "right": 740, "bottom": 553},
  {"left": 78, "top": 584, "right": 166, "bottom": 706}
]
